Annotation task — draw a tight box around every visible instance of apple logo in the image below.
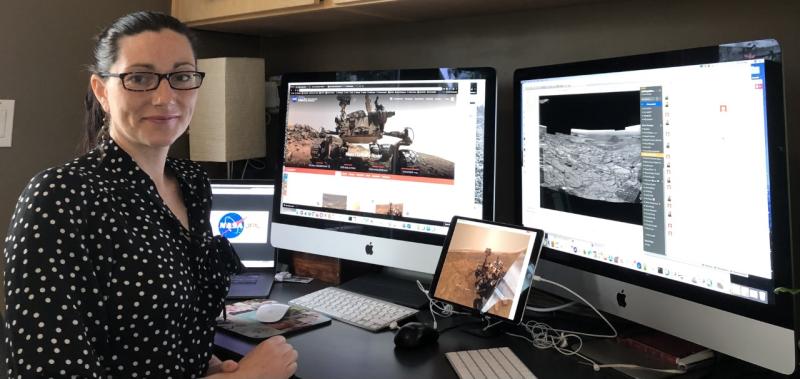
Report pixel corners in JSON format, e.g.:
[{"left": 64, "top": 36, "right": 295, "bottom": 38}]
[
  {"left": 365, "top": 242, "right": 374, "bottom": 255},
  {"left": 616, "top": 290, "right": 627, "bottom": 307}
]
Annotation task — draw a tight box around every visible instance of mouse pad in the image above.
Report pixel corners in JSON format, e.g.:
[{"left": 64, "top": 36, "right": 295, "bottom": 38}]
[{"left": 216, "top": 299, "right": 331, "bottom": 340}]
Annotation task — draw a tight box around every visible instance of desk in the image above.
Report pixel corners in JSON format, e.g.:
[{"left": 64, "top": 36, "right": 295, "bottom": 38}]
[{"left": 214, "top": 281, "right": 794, "bottom": 379}]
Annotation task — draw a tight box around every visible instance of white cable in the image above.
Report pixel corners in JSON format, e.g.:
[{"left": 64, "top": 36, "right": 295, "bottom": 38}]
[
  {"left": 573, "top": 347, "right": 687, "bottom": 374},
  {"left": 482, "top": 318, "right": 503, "bottom": 332},
  {"left": 526, "top": 301, "right": 577, "bottom": 313},
  {"left": 247, "top": 158, "right": 267, "bottom": 170},
  {"left": 416, "top": 280, "right": 469, "bottom": 329},
  {"left": 532, "top": 275, "right": 617, "bottom": 339},
  {"left": 240, "top": 160, "right": 249, "bottom": 179},
  {"left": 505, "top": 275, "right": 687, "bottom": 375}
]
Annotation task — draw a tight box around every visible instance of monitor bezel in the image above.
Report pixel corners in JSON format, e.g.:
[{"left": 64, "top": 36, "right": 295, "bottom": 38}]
[
  {"left": 513, "top": 43, "right": 792, "bottom": 329},
  {"left": 429, "top": 216, "right": 545, "bottom": 324},
  {"left": 209, "top": 179, "right": 276, "bottom": 187},
  {"left": 273, "top": 67, "right": 497, "bottom": 247}
]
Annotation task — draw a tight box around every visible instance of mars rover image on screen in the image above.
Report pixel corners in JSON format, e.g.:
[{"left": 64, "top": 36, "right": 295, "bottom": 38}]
[
  {"left": 284, "top": 94, "right": 455, "bottom": 179},
  {"left": 375, "top": 203, "right": 403, "bottom": 217},
  {"left": 434, "top": 222, "right": 535, "bottom": 319},
  {"left": 322, "top": 193, "right": 347, "bottom": 210}
]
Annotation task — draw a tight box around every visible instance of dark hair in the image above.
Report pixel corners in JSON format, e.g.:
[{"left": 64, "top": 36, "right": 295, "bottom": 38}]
[{"left": 80, "top": 11, "right": 198, "bottom": 154}]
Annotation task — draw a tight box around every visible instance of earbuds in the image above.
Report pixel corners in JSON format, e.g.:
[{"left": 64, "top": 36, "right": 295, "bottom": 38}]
[{"left": 508, "top": 276, "right": 688, "bottom": 376}]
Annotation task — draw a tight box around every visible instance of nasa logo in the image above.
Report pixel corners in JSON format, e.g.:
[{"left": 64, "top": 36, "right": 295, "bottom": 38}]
[
  {"left": 218, "top": 213, "right": 245, "bottom": 239},
  {"left": 365, "top": 242, "right": 374, "bottom": 255},
  {"left": 616, "top": 290, "right": 627, "bottom": 307}
]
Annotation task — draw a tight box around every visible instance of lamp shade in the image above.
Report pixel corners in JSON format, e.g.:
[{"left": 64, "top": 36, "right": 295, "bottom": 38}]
[{"left": 190, "top": 57, "right": 266, "bottom": 162}]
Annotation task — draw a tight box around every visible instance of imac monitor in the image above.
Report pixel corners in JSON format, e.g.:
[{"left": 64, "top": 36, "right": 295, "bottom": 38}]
[
  {"left": 210, "top": 180, "right": 276, "bottom": 298},
  {"left": 272, "top": 68, "right": 496, "bottom": 274},
  {"left": 515, "top": 40, "right": 794, "bottom": 373},
  {"left": 430, "top": 216, "right": 544, "bottom": 323}
]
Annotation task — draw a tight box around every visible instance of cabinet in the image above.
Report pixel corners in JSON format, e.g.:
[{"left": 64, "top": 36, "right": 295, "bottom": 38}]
[
  {"left": 171, "top": 0, "right": 406, "bottom": 35},
  {"left": 172, "top": 0, "right": 593, "bottom": 36},
  {"left": 171, "top": 0, "right": 320, "bottom": 25}
]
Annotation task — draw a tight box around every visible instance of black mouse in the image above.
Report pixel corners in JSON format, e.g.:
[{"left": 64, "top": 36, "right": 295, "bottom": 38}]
[{"left": 394, "top": 322, "right": 439, "bottom": 348}]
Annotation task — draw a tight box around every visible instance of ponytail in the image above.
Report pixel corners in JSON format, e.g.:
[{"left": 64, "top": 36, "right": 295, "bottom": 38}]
[{"left": 79, "top": 85, "right": 108, "bottom": 155}]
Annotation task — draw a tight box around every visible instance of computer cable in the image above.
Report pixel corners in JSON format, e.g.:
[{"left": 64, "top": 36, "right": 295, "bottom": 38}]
[
  {"left": 481, "top": 318, "right": 504, "bottom": 332},
  {"left": 526, "top": 301, "right": 577, "bottom": 313},
  {"left": 416, "top": 280, "right": 470, "bottom": 329},
  {"left": 240, "top": 158, "right": 267, "bottom": 179},
  {"left": 528, "top": 275, "right": 617, "bottom": 339},
  {"left": 240, "top": 160, "right": 250, "bottom": 179},
  {"left": 507, "top": 275, "right": 687, "bottom": 375}
]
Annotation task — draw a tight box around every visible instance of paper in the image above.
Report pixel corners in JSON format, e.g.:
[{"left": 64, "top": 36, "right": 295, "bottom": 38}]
[
  {"left": 0, "top": 99, "right": 14, "bottom": 147},
  {"left": 281, "top": 275, "right": 313, "bottom": 283}
]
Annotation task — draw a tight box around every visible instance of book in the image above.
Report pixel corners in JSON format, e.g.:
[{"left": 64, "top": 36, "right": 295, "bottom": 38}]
[
  {"left": 216, "top": 299, "right": 331, "bottom": 340},
  {"left": 617, "top": 330, "right": 712, "bottom": 367}
]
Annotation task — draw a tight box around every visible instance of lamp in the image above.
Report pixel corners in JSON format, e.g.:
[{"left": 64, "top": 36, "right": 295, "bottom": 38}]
[{"left": 190, "top": 57, "right": 266, "bottom": 177}]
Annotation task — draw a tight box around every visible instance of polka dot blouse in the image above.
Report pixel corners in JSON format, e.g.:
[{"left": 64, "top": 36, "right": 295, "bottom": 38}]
[{"left": 4, "top": 138, "right": 243, "bottom": 378}]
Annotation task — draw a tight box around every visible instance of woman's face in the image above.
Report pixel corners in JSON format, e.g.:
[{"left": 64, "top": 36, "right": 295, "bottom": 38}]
[{"left": 91, "top": 29, "right": 198, "bottom": 151}]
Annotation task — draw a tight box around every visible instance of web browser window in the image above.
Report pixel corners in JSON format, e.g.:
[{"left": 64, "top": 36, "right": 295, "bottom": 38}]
[
  {"left": 520, "top": 59, "right": 772, "bottom": 303},
  {"left": 280, "top": 79, "right": 488, "bottom": 235}
]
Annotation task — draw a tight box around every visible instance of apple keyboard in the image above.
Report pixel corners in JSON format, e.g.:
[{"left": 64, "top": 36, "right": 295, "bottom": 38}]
[
  {"left": 288, "top": 287, "right": 417, "bottom": 332},
  {"left": 446, "top": 347, "right": 537, "bottom": 379}
]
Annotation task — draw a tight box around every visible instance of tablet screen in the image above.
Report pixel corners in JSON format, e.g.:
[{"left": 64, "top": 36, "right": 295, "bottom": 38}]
[{"left": 431, "top": 216, "right": 544, "bottom": 323}]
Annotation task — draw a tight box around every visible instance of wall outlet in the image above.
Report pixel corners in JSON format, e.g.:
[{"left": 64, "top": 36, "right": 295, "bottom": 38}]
[{"left": 0, "top": 99, "right": 14, "bottom": 147}]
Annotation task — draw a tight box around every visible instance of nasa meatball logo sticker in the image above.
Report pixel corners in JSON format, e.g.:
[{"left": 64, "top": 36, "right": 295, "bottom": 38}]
[{"left": 218, "top": 213, "right": 245, "bottom": 239}]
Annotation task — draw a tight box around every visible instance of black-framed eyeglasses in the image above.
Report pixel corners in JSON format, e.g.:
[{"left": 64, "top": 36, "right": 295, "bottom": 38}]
[{"left": 98, "top": 71, "right": 205, "bottom": 91}]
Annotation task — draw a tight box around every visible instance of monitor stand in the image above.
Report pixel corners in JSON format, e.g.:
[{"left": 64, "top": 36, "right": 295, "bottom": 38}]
[{"left": 338, "top": 270, "right": 431, "bottom": 309}]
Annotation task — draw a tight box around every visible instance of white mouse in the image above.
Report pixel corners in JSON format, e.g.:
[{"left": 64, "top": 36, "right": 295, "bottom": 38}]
[{"left": 255, "top": 303, "right": 290, "bottom": 323}]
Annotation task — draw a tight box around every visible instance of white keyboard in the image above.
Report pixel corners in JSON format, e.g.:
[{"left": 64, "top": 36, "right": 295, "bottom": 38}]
[
  {"left": 446, "top": 347, "right": 537, "bottom": 379},
  {"left": 289, "top": 287, "right": 418, "bottom": 332}
]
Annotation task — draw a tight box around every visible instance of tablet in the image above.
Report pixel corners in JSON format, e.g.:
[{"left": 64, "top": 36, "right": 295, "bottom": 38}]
[{"left": 430, "top": 216, "right": 544, "bottom": 323}]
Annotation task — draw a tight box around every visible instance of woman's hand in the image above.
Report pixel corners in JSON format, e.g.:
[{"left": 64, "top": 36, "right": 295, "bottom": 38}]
[
  {"left": 237, "top": 336, "right": 298, "bottom": 379},
  {"left": 206, "top": 336, "right": 298, "bottom": 379},
  {"left": 206, "top": 354, "right": 239, "bottom": 376}
]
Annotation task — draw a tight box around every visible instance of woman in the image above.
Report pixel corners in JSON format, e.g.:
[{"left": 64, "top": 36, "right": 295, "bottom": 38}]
[{"left": 3, "top": 11, "right": 297, "bottom": 378}]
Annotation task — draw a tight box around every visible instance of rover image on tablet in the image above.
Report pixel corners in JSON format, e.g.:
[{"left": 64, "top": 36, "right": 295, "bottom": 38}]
[{"left": 430, "top": 216, "right": 544, "bottom": 322}]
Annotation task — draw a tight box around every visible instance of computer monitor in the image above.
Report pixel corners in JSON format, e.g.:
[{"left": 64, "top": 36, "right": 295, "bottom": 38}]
[
  {"left": 271, "top": 68, "right": 496, "bottom": 274},
  {"left": 210, "top": 180, "right": 276, "bottom": 268},
  {"left": 430, "top": 216, "right": 544, "bottom": 323},
  {"left": 514, "top": 40, "right": 795, "bottom": 373}
]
